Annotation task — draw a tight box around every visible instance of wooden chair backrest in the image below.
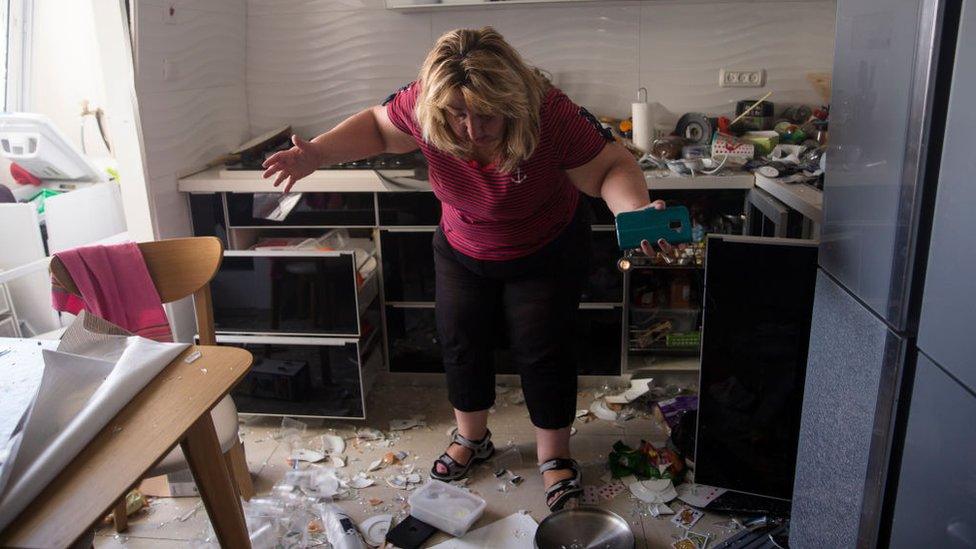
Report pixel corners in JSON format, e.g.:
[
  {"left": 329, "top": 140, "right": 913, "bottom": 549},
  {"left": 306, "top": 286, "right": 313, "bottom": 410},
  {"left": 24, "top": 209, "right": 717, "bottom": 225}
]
[{"left": 49, "top": 236, "right": 224, "bottom": 344}]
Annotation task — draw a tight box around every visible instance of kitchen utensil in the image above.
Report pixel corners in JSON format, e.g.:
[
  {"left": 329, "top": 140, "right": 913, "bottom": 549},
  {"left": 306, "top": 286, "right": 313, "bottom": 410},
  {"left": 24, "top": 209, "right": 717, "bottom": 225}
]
[{"left": 534, "top": 508, "right": 634, "bottom": 549}]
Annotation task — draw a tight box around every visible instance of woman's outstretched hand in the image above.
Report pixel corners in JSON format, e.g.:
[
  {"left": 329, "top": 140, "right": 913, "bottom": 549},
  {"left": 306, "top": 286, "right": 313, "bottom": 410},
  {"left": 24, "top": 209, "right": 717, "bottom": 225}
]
[
  {"left": 262, "top": 135, "right": 322, "bottom": 193},
  {"left": 639, "top": 200, "right": 672, "bottom": 257}
]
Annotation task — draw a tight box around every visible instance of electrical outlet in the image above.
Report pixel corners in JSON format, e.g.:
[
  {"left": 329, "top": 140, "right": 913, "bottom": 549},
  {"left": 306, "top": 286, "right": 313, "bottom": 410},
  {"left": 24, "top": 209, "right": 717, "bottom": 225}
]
[{"left": 719, "top": 68, "right": 766, "bottom": 88}]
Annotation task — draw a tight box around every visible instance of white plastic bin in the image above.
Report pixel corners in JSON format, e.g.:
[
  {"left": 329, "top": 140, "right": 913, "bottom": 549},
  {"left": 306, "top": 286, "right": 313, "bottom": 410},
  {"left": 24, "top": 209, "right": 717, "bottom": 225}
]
[{"left": 408, "top": 480, "right": 486, "bottom": 537}]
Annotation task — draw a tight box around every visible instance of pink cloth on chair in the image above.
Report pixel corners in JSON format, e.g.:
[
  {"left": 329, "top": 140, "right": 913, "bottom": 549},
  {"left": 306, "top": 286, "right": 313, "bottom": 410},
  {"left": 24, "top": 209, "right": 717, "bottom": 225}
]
[{"left": 51, "top": 242, "right": 174, "bottom": 342}]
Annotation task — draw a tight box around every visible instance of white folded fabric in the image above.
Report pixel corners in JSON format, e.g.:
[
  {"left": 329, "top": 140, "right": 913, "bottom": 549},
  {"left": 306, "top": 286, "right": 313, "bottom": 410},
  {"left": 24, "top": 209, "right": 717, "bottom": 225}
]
[{"left": 0, "top": 312, "right": 188, "bottom": 531}]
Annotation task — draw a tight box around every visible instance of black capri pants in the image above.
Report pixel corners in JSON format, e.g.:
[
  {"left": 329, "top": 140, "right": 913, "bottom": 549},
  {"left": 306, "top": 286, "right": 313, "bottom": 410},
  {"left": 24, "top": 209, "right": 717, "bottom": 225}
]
[{"left": 433, "top": 203, "right": 591, "bottom": 429}]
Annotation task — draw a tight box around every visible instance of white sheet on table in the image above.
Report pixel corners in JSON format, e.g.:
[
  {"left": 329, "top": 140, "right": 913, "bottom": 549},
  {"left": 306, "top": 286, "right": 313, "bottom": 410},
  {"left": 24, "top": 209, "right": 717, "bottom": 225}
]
[
  {"left": 0, "top": 339, "right": 59, "bottom": 460},
  {"left": 0, "top": 330, "right": 187, "bottom": 531}
]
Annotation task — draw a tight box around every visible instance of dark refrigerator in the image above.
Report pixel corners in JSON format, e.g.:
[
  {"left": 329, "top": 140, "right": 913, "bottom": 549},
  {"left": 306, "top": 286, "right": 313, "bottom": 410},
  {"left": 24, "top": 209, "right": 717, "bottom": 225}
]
[{"left": 791, "top": 0, "right": 976, "bottom": 547}]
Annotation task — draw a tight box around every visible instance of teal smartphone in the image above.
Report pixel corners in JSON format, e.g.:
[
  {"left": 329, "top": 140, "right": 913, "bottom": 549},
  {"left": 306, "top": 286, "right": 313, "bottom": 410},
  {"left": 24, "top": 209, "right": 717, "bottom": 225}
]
[{"left": 615, "top": 205, "right": 693, "bottom": 250}]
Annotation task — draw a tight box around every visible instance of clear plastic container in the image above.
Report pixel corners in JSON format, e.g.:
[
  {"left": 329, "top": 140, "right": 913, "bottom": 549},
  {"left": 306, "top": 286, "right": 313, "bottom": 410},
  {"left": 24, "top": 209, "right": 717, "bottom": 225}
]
[{"left": 407, "top": 480, "right": 486, "bottom": 537}]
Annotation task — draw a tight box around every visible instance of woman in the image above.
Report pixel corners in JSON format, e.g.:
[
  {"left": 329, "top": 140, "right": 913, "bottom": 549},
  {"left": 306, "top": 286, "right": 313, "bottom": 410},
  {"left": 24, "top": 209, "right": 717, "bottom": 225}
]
[{"left": 263, "top": 27, "right": 663, "bottom": 511}]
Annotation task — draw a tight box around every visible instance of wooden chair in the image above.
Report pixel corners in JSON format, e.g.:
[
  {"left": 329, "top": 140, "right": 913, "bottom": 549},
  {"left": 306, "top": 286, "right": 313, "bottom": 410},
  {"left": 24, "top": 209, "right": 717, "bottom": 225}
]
[{"left": 49, "top": 236, "right": 254, "bottom": 532}]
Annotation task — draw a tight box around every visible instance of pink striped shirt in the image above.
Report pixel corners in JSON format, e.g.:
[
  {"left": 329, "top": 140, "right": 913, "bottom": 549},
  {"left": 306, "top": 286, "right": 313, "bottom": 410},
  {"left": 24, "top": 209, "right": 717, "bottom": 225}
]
[{"left": 386, "top": 82, "right": 610, "bottom": 260}]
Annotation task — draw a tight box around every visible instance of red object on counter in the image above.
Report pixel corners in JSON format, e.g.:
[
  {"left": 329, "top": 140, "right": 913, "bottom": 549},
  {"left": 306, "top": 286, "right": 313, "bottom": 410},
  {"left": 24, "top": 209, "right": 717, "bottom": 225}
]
[
  {"left": 717, "top": 116, "right": 731, "bottom": 134},
  {"left": 10, "top": 162, "right": 41, "bottom": 186}
]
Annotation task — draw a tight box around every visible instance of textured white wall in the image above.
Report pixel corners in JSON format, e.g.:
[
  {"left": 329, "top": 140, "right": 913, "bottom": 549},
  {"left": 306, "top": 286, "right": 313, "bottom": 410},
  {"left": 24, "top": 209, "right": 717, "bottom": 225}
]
[
  {"left": 134, "top": 0, "right": 249, "bottom": 243},
  {"left": 134, "top": 0, "right": 250, "bottom": 341},
  {"left": 246, "top": 0, "right": 836, "bottom": 138}
]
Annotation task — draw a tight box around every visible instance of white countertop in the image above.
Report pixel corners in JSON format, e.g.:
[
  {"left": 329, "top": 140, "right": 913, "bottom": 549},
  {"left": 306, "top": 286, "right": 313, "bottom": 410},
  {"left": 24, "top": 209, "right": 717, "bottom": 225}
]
[
  {"left": 177, "top": 166, "right": 757, "bottom": 193},
  {"left": 754, "top": 173, "right": 823, "bottom": 223}
]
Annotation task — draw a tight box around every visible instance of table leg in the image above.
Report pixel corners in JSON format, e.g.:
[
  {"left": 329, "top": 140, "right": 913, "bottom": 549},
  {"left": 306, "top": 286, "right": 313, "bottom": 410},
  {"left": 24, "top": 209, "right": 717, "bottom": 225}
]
[
  {"left": 112, "top": 497, "right": 128, "bottom": 532},
  {"left": 181, "top": 415, "right": 250, "bottom": 548}
]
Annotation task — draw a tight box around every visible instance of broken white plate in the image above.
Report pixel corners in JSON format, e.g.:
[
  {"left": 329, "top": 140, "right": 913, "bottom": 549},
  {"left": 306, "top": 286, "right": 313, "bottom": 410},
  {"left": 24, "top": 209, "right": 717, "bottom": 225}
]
[
  {"left": 605, "top": 378, "right": 653, "bottom": 405},
  {"left": 575, "top": 409, "right": 589, "bottom": 418},
  {"left": 589, "top": 400, "right": 619, "bottom": 421},
  {"left": 359, "top": 513, "right": 392, "bottom": 547},
  {"left": 386, "top": 473, "right": 422, "bottom": 490},
  {"left": 346, "top": 474, "right": 375, "bottom": 489},
  {"left": 326, "top": 455, "right": 346, "bottom": 468},
  {"left": 366, "top": 459, "right": 384, "bottom": 472},
  {"left": 304, "top": 474, "right": 341, "bottom": 498},
  {"left": 570, "top": 427, "right": 577, "bottom": 437},
  {"left": 627, "top": 478, "right": 677, "bottom": 504},
  {"left": 318, "top": 434, "right": 346, "bottom": 455},
  {"left": 290, "top": 449, "right": 326, "bottom": 463},
  {"left": 649, "top": 502, "right": 674, "bottom": 517}
]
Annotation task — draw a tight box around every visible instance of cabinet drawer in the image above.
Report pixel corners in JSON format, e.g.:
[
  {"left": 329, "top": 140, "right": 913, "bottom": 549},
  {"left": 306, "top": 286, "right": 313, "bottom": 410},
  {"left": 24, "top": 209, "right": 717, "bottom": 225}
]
[
  {"left": 188, "top": 193, "right": 228, "bottom": 247},
  {"left": 378, "top": 192, "right": 441, "bottom": 226},
  {"left": 386, "top": 306, "right": 441, "bottom": 373},
  {"left": 212, "top": 253, "right": 360, "bottom": 336},
  {"left": 584, "top": 231, "right": 623, "bottom": 303},
  {"left": 217, "top": 335, "right": 367, "bottom": 419},
  {"left": 226, "top": 192, "right": 375, "bottom": 227},
  {"left": 381, "top": 231, "right": 436, "bottom": 302}
]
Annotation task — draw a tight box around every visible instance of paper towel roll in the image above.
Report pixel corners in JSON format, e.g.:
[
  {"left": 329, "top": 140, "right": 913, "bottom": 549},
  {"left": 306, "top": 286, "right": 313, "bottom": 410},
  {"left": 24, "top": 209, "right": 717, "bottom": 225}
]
[{"left": 632, "top": 102, "right": 653, "bottom": 153}]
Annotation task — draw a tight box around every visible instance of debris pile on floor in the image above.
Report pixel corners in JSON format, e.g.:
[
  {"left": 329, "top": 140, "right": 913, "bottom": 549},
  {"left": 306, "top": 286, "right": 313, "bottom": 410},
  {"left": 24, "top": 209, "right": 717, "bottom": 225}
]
[
  {"left": 227, "top": 415, "right": 539, "bottom": 548},
  {"left": 569, "top": 382, "right": 741, "bottom": 549},
  {"left": 236, "top": 416, "right": 438, "bottom": 547},
  {"left": 136, "top": 382, "right": 759, "bottom": 549}
]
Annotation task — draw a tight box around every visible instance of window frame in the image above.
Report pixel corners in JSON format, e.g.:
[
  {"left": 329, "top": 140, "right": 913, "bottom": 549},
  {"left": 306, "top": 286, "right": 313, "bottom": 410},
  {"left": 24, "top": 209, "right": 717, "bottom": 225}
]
[{"left": 4, "top": 0, "right": 32, "bottom": 112}]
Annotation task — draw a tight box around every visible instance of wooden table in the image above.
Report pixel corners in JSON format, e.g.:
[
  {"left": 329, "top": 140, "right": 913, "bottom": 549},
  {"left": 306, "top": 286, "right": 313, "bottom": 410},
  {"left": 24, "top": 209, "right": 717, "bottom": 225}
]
[{"left": 0, "top": 344, "right": 253, "bottom": 548}]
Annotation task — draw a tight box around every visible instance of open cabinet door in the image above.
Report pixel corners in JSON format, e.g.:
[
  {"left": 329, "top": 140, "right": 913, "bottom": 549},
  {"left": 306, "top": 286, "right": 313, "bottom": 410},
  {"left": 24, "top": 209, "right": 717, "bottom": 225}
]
[{"left": 694, "top": 235, "right": 818, "bottom": 503}]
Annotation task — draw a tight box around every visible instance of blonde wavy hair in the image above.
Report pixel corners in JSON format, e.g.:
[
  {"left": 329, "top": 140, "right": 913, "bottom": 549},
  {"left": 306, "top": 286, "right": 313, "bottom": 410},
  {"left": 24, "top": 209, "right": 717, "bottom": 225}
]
[{"left": 415, "top": 27, "right": 551, "bottom": 174}]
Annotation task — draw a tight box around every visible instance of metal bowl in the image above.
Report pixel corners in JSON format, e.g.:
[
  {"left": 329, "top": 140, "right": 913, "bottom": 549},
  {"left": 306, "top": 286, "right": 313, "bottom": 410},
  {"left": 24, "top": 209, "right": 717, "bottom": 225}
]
[{"left": 534, "top": 507, "right": 635, "bottom": 549}]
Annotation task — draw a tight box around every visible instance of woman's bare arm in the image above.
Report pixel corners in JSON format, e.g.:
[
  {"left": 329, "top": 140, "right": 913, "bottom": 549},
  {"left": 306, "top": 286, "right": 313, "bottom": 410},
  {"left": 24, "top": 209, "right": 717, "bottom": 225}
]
[{"left": 262, "top": 106, "right": 418, "bottom": 192}]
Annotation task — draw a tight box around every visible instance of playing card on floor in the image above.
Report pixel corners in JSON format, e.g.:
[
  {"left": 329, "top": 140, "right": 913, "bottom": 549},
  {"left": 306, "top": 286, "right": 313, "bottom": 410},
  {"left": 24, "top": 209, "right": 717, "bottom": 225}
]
[
  {"left": 670, "top": 506, "right": 704, "bottom": 528},
  {"left": 582, "top": 485, "right": 599, "bottom": 505},
  {"left": 598, "top": 480, "right": 626, "bottom": 501}
]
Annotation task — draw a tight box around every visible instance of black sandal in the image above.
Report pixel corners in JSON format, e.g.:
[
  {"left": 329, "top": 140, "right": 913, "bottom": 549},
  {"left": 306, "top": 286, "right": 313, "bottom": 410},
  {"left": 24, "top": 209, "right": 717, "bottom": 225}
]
[
  {"left": 540, "top": 458, "right": 583, "bottom": 512},
  {"left": 430, "top": 428, "right": 495, "bottom": 482}
]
